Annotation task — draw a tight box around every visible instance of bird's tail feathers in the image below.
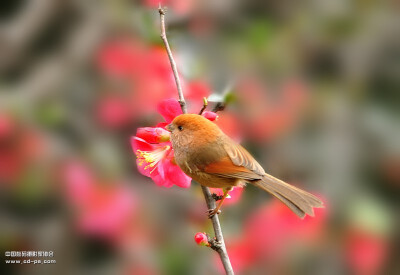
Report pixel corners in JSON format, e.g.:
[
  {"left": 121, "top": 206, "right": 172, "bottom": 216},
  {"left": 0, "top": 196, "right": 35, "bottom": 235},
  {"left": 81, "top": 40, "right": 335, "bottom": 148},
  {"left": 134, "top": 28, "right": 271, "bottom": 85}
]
[{"left": 252, "top": 173, "right": 324, "bottom": 219}]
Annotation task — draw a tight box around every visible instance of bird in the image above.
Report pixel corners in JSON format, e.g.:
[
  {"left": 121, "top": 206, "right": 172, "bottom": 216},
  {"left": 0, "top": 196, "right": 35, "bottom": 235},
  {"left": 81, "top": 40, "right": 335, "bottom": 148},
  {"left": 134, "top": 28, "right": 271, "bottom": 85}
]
[{"left": 166, "top": 113, "right": 323, "bottom": 219}]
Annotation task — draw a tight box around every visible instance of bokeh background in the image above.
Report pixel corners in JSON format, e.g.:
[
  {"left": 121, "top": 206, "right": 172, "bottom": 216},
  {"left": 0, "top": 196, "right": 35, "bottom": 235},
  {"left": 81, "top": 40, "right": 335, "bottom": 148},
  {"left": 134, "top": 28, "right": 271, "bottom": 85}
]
[{"left": 1, "top": 0, "right": 399, "bottom": 274}]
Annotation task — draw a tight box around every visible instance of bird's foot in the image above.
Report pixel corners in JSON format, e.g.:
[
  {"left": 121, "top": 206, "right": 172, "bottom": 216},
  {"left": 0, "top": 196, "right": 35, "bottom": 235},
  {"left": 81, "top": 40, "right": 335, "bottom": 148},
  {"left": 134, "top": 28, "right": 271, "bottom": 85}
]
[
  {"left": 206, "top": 208, "right": 221, "bottom": 218},
  {"left": 211, "top": 193, "right": 224, "bottom": 201}
]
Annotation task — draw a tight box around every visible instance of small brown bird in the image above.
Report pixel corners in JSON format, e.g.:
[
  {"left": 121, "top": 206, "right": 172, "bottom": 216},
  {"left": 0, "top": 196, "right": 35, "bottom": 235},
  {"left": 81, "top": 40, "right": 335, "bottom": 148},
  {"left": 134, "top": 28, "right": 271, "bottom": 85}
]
[{"left": 166, "top": 114, "right": 323, "bottom": 218}]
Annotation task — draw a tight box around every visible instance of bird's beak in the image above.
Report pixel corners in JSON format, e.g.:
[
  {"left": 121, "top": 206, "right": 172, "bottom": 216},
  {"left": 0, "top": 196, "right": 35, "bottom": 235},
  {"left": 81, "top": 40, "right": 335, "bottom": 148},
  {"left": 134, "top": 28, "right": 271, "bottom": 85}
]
[{"left": 166, "top": 124, "right": 173, "bottom": 132}]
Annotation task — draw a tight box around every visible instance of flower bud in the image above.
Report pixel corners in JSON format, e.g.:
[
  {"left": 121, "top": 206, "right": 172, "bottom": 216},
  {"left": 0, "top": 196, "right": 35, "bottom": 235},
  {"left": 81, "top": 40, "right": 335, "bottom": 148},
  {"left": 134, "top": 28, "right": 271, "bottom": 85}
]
[
  {"left": 194, "top": 232, "right": 209, "bottom": 246},
  {"left": 202, "top": 111, "right": 218, "bottom": 121},
  {"left": 136, "top": 127, "right": 170, "bottom": 143}
]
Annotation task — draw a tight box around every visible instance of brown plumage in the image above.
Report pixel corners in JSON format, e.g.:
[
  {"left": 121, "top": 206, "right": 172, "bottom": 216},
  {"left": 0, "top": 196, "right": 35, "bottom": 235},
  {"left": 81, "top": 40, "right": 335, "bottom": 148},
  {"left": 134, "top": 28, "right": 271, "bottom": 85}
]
[{"left": 166, "top": 114, "right": 323, "bottom": 218}]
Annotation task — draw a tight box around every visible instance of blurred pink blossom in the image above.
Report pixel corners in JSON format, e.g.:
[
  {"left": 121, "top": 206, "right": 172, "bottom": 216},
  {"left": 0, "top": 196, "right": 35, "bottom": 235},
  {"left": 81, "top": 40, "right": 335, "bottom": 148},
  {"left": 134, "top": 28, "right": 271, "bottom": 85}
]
[
  {"left": 0, "top": 114, "right": 14, "bottom": 139},
  {"left": 63, "top": 161, "right": 136, "bottom": 240},
  {"left": 96, "top": 95, "right": 132, "bottom": 129},
  {"left": 238, "top": 78, "right": 308, "bottom": 142},
  {"left": 96, "top": 39, "right": 178, "bottom": 123},
  {"left": 214, "top": 111, "right": 242, "bottom": 142},
  {"left": 0, "top": 114, "right": 42, "bottom": 185},
  {"left": 221, "top": 196, "right": 327, "bottom": 273},
  {"left": 345, "top": 229, "right": 388, "bottom": 275},
  {"left": 143, "top": 0, "right": 196, "bottom": 16},
  {"left": 185, "top": 80, "right": 212, "bottom": 111}
]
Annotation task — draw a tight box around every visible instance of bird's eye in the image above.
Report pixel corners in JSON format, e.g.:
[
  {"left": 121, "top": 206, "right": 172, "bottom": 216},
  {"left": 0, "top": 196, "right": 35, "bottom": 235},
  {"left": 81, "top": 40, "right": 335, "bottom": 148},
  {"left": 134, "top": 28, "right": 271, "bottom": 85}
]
[{"left": 178, "top": 125, "right": 183, "bottom": 131}]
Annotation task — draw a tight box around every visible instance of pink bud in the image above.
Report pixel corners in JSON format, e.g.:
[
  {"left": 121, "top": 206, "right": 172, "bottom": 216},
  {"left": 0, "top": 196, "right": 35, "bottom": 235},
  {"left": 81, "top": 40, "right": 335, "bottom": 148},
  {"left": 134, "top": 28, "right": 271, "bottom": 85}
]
[
  {"left": 202, "top": 111, "right": 218, "bottom": 121},
  {"left": 194, "top": 232, "right": 209, "bottom": 246},
  {"left": 136, "top": 127, "right": 170, "bottom": 143}
]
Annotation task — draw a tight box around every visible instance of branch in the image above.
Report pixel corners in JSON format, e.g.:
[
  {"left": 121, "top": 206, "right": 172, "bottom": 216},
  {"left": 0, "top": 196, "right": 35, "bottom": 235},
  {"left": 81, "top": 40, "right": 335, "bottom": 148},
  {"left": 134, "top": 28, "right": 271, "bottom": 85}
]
[
  {"left": 212, "top": 102, "right": 226, "bottom": 113},
  {"left": 157, "top": 6, "right": 234, "bottom": 275},
  {"left": 199, "top": 97, "right": 208, "bottom": 115},
  {"left": 201, "top": 186, "right": 234, "bottom": 275},
  {"left": 158, "top": 5, "right": 187, "bottom": 114}
]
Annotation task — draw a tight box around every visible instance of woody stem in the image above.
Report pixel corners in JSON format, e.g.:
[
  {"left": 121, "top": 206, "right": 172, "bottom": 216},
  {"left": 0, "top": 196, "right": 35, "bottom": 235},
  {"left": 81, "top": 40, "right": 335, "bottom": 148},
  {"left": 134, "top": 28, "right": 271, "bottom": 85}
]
[
  {"left": 158, "top": 6, "right": 234, "bottom": 275},
  {"left": 158, "top": 5, "right": 187, "bottom": 114}
]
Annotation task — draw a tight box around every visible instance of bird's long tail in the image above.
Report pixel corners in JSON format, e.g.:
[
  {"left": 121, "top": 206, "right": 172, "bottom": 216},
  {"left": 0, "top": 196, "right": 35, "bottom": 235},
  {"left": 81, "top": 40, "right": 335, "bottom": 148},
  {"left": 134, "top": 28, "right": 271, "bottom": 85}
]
[{"left": 251, "top": 174, "right": 324, "bottom": 219}]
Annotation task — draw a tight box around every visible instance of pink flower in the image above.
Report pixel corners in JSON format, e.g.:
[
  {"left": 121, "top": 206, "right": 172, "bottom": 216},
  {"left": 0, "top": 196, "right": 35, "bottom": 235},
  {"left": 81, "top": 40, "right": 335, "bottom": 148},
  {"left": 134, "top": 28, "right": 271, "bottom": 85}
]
[
  {"left": 143, "top": 0, "right": 196, "bottom": 16},
  {"left": 214, "top": 111, "right": 242, "bottom": 142},
  {"left": 96, "top": 39, "right": 178, "bottom": 121},
  {"left": 97, "top": 38, "right": 142, "bottom": 78},
  {"left": 156, "top": 98, "right": 183, "bottom": 126},
  {"left": 0, "top": 114, "right": 42, "bottom": 185},
  {"left": 237, "top": 78, "right": 308, "bottom": 142},
  {"left": 136, "top": 127, "right": 171, "bottom": 143},
  {"left": 63, "top": 161, "right": 136, "bottom": 240},
  {"left": 131, "top": 99, "right": 190, "bottom": 188},
  {"left": 0, "top": 114, "right": 14, "bottom": 139},
  {"left": 194, "top": 232, "right": 209, "bottom": 246},
  {"left": 220, "top": 197, "right": 327, "bottom": 274},
  {"left": 243, "top": 197, "right": 327, "bottom": 255},
  {"left": 96, "top": 95, "right": 132, "bottom": 129},
  {"left": 131, "top": 136, "right": 191, "bottom": 188},
  {"left": 345, "top": 229, "right": 388, "bottom": 275},
  {"left": 185, "top": 80, "right": 212, "bottom": 111}
]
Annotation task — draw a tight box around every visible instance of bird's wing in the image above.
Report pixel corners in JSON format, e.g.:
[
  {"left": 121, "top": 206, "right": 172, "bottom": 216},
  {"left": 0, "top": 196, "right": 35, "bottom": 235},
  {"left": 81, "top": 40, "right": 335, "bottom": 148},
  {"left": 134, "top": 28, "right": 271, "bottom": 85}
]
[{"left": 203, "top": 139, "right": 265, "bottom": 180}]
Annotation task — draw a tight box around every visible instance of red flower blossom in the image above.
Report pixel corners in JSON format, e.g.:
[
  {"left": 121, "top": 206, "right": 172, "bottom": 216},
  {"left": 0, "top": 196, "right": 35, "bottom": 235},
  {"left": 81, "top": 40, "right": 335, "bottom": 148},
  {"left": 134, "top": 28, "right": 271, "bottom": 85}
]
[
  {"left": 131, "top": 136, "right": 191, "bottom": 188},
  {"left": 185, "top": 80, "right": 213, "bottom": 111},
  {"left": 0, "top": 114, "right": 14, "bottom": 139},
  {"left": 194, "top": 232, "right": 209, "bottom": 246},
  {"left": 136, "top": 127, "right": 170, "bottom": 143},
  {"left": 96, "top": 39, "right": 178, "bottom": 123},
  {"left": 96, "top": 95, "right": 132, "bottom": 129},
  {"left": 345, "top": 229, "right": 388, "bottom": 275},
  {"left": 143, "top": 0, "right": 196, "bottom": 16},
  {"left": 131, "top": 99, "right": 190, "bottom": 188},
  {"left": 237, "top": 78, "right": 308, "bottom": 142},
  {"left": 220, "top": 196, "right": 327, "bottom": 274},
  {"left": 63, "top": 161, "right": 136, "bottom": 240},
  {"left": 0, "top": 114, "right": 42, "bottom": 185}
]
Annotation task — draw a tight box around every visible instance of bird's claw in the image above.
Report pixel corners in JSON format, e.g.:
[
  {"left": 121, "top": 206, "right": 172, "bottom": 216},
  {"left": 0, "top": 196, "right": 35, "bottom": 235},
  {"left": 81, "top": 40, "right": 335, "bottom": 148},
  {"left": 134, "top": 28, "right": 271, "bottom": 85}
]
[
  {"left": 211, "top": 193, "right": 224, "bottom": 201},
  {"left": 206, "top": 208, "right": 221, "bottom": 218}
]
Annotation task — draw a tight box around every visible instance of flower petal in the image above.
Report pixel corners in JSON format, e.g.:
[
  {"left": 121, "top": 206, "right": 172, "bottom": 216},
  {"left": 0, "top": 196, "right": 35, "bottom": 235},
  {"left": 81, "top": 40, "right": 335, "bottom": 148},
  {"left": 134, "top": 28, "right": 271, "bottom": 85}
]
[
  {"left": 130, "top": 136, "right": 154, "bottom": 152},
  {"left": 157, "top": 99, "right": 183, "bottom": 123},
  {"left": 151, "top": 167, "right": 173, "bottom": 188},
  {"left": 163, "top": 158, "right": 192, "bottom": 188},
  {"left": 136, "top": 127, "right": 170, "bottom": 143},
  {"left": 136, "top": 159, "right": 151, "bottom": 177},
  {"left": 156, "top": 122, "right": 169, "bottom": 129}
]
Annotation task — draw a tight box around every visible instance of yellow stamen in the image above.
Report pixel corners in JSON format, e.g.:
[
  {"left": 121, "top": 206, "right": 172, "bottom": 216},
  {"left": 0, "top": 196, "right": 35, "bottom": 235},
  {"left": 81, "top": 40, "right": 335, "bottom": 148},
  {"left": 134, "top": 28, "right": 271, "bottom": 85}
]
[{"left": 136, "top": 145, "right": 170, "bottom": 174}]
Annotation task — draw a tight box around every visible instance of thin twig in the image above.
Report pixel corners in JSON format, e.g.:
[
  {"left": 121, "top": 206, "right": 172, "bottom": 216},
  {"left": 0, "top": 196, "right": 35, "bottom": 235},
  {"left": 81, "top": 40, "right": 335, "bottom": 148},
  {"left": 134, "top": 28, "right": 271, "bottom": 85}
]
[
  {"left": 157, "top": 6, "right": 234, "bottom": 275},
  {"left": 212, "top": 102, "right": 226, "bottom": 113},
  {"left": 158, "top": 5, "right": 187, "bottom": 113},
  {"left": 199, "top": 97, "right": 208, "bottom": 115},
  {"left": 201, "top": 186, "right": 234, "bottom": 275}
]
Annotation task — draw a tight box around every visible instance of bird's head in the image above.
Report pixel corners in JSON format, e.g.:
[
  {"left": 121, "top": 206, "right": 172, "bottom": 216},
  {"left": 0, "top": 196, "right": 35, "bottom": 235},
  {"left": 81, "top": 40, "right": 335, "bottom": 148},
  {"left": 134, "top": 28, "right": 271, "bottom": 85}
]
[{"left": 166, "top": 114, "right": 222, "bottom": 149}]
